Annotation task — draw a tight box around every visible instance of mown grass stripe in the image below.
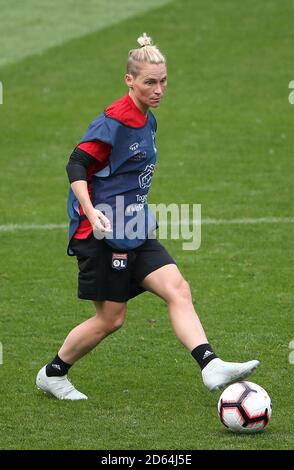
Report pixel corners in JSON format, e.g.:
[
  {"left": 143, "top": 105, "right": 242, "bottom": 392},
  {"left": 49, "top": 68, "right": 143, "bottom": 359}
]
[{"left": 0, "top": 0, "right": 171, "bottom": 68}]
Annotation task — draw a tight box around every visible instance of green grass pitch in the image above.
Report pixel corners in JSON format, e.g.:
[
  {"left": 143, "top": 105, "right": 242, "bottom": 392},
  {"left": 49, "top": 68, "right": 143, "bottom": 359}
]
[{"left": 0, "top": 0, "right": 293, "bottom": 450}]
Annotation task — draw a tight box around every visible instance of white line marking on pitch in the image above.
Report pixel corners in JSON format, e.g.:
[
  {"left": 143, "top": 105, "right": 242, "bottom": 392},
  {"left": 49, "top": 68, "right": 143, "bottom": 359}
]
[{"left": 0, "top": 217, "right": 293, "bottom": 232}]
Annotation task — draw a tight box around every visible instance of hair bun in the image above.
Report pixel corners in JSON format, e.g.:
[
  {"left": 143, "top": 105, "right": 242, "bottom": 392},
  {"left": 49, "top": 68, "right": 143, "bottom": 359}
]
[{"left": 137, "top": 32, "right": 153, "bottom": 47}]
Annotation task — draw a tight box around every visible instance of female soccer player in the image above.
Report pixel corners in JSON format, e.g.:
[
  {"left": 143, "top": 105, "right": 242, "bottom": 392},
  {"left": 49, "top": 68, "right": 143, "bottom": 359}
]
[{"left": 36, "top": 33, "right": 259, "bottom": 400}]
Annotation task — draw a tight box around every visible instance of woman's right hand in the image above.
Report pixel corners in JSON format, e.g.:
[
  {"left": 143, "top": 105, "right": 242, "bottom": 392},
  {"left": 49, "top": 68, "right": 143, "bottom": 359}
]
[{"left": 87, "top": 208, "right": 112, "bottom": 237}]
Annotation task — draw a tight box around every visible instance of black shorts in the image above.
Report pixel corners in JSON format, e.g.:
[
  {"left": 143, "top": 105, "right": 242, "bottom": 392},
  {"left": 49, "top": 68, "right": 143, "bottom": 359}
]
[{"left": 69, "top": 234, "right": 176, "bottom": 302}]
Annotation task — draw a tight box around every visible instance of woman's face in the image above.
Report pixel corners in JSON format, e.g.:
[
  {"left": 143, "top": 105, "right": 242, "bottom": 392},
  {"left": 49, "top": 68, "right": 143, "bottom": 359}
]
[{"left": 126, "top": 62, "right": 167, "bottom": 114}]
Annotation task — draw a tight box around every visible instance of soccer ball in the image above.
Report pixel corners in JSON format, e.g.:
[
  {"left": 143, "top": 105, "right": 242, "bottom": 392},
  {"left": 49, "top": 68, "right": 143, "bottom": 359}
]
[{"left": 218, "top": 381, "right": 272, "bottom": 433}]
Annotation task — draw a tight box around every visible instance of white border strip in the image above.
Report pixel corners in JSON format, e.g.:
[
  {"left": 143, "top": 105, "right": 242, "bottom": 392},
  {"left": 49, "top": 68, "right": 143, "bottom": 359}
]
[{"left": 0, "top": 217, "right": 293, "bottom": 232}]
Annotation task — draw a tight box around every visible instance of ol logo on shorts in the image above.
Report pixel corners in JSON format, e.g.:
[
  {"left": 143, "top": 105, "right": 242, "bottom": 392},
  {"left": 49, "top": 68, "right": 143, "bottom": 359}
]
[{"left": 112, "top": 253, "right": 128, "bottom": 270}]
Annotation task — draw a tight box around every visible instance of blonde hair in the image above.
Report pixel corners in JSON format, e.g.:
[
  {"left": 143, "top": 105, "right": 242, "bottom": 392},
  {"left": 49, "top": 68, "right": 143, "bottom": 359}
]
[{"left": 127, "top": 33, "right": 166, "bottom": 77}]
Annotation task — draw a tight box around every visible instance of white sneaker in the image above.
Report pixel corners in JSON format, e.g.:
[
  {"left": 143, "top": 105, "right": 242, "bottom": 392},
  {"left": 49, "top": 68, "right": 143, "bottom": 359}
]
[
  {"left": 202, "top": 358, "right": 260, "bottom": 392},
  {"left": 36, "top": 366, "right": 88, "bottom": 400}
]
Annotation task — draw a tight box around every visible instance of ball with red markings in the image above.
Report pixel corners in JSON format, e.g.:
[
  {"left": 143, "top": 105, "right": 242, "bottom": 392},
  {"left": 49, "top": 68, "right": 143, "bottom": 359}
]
[{"left": 218, "top": 381, "right": 272, "bottom": 433}]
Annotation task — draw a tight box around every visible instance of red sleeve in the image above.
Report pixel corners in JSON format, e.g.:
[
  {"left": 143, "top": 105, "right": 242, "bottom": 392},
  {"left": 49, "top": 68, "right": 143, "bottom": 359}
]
[{"left": 78, "top": 140, "right": 111, "bottom": 163}]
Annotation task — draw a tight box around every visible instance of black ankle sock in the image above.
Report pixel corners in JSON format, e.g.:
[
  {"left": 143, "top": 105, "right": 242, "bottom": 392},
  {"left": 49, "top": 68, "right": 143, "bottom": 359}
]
[
  {"left": 191, "top": 343, "right": 218, "bottom": 370},
  {"left": 46, "top": 354, "right": 72, "bottom": 377}
]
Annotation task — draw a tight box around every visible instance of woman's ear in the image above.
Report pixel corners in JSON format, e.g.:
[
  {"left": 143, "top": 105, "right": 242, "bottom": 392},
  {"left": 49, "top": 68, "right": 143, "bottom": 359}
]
[{"left": 125, "top": 73, "right": 134, "bottom": 89}]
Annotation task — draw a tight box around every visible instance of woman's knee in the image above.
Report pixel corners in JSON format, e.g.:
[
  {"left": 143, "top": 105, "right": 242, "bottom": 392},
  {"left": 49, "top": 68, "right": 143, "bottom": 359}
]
[
  {"left": 166, "top": 277, "right": 192, "bottom": 304},
  {"left": 94, "top": 301, "right": 127, "bottom": 333},
  {"left": 110, "top": 304, "right": 127, "bottom": 331}
]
